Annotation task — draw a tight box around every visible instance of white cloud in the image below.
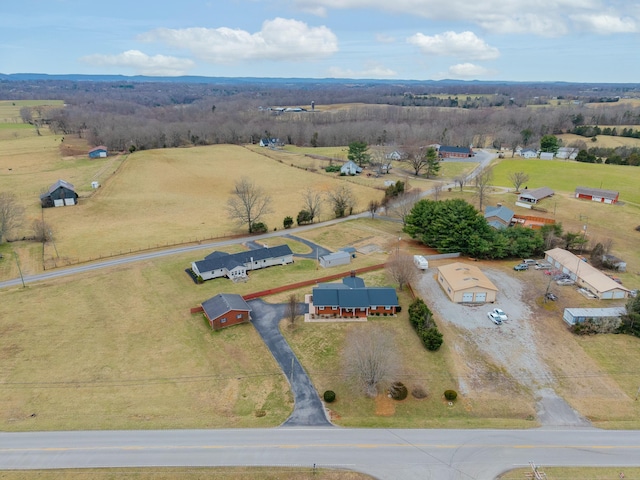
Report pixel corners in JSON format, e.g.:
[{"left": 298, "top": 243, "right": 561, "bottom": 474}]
[
  {"left": 293, "top": 0, "right": 635, "bottom": 36},
  {"left": 570, "top": 13, "right": 638, "bottom": 33},
  {"left": 139, "top": 18, "right": 338, "bottom": 63},
  {"left": 80, "top": 50, "right": 195, "bottom": 76},
  {"left": 327, "top": 62, "right": 397, "bottom": 78},
  {"left": 407, "top": 31, "right": 499, "bottom": 60},
  {"left": 439, "top": 62, "right": 493, "bottom": 79}
]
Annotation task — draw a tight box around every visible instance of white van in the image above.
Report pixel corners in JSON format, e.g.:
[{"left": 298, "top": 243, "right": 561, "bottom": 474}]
[{"left": 413, "top": 255, "right": 429, "bottom": 270}]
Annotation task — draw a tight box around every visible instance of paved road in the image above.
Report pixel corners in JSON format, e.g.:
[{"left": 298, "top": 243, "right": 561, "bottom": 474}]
[
  {"left": 2, "top": 427, "right": 639, "bottom": 479},
  {"left": 248, "top": 299, "right": 332, "bottom": 427}
]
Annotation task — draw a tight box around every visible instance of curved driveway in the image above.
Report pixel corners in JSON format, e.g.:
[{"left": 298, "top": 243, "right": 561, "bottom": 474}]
[{"left": 248, "top": 299, "right": 332, "bottom": 427}]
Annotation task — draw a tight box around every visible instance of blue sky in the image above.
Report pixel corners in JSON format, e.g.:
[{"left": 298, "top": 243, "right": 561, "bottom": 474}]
[{"left": 2, "top": 0, "right": 639, "bottom": 82}]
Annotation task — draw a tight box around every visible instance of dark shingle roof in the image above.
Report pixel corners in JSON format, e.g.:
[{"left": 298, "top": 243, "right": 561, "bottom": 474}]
[
  {"left": 195, "top": 245, "right": 293, "bottom": 273},
  {"left": 202, "top": 293, "right": 251, "bottom": 320},
  {"left": 439, "top": 146, "right": 472, "bottom": 154},
  {"left": 312, "top": 287, "right": 399, "bottom": 309},
  {"left": 519, "top": 187, "right": 554, "bottom": 201},
  {"left": 40, "top": 179, "right": 77, "bottom": 200}
]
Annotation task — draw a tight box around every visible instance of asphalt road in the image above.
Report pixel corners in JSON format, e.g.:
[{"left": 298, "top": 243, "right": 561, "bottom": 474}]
[{"left": 2, "top": 427, "right": 639, "bottom": 479}]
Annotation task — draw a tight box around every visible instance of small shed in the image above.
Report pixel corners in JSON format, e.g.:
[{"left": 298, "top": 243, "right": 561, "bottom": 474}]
[
  {"left": 91, "top": 181, "right": 100, "bottom": 189},
  {"left": 437, "top": 262, "right": 498, "bottom": 304},
  {"left": 88, "top": 146, "right": 108, "bottom": 158},
  {"left": 575, "top": 186, "right": 619, "bottom": 204},
  {"left": 319, "top": 250, "right": 351, "bottom": 268},
  {"left": 602, "top": 254, "right": 626, "bottom": 272},
  {"left": 201, "top": 293, "right": 251, "bottom": 330},
  {"left": 539, "top": 152, "right": 554, "bottom": 160},
  {"left": 562, "top": 307, "right": 626, "bottom": 326},
  {"left": 40, "top": 179, "right": 78, "bottom": 208}
]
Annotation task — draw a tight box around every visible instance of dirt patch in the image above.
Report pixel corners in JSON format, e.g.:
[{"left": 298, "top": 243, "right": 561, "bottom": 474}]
[{"left": 374, "top": 393, "right": 396, "bottom": 416}]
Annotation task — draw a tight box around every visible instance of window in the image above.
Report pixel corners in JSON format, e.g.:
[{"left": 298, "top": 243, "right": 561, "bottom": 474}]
[
  {"left": 220, "top": 318, "right": 227, "bottom": 324},
  {"left": 236, "top": 313, "right": 243, "bottom": 319}
]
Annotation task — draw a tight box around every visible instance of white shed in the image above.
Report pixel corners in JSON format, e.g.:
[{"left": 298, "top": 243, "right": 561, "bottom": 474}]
[{"left": 319, "top": 251, "right": 351, "bottom": 268}]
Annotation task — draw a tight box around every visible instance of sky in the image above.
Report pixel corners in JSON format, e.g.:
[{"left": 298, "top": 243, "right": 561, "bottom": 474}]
[{"left": 2, "top": 0, "right": 639, "bottom": 83}]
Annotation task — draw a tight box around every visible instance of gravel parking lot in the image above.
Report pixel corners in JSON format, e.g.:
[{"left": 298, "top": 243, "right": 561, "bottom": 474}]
[{"left": 414, "top": 265, "right": 592, "bottom": 427}]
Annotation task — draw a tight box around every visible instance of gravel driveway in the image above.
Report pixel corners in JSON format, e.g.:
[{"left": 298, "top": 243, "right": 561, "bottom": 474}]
[{"left": 414, "top": 266, "right": 592, "bottom": 427}]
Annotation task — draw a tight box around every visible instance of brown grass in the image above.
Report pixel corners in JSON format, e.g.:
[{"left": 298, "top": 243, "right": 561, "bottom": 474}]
[{"left": 499, "top": 467, "right": 640, "bottom": 479}]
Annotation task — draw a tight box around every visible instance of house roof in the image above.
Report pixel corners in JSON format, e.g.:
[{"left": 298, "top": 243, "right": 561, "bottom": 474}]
[
  {"left": 437, "top": 262, "right": 498, "bottom": 292},
  {"left": 521, "top": 148, "right": 537, "bottom": 154},
  {"left": 88, "top": 145, "right": 107, "bottom": 153},
  {"left": 439, "top": 145, "right": 472, "bottom": 154},
  {"left": 340, "top": 160, "right": 362, "bottom": 172},
  {"left": 575, "top": 186, "right": 619, "bottom": 200},
  {"left": 484, "top": 205, "right": 514, "bottom": 224},
  {"left": 40, "top": 179, "right": 77, "bottom": 199},
  {"left": 342, "top": 276, "right": 365, "bottom": 289},
  {"left": 564, "top": 307, "right": 626, "bottom": 318},
  {"left": 320, "top": 251, "right": 351, "bottom": 262},
  {"left": 312, "top": 287, "right": 399, "bottom": 308},
  {"left": 195, "top": 245, "right": 293, "bottom": 273},
  {"left": 545, "top": 248, "right": 630, "bottom": 293},
  {"left": 518, "top": 187, "right": 555, "bottom": 201},
  {"left": 201, "top": 293, "right": 251, "bottom": 320}
]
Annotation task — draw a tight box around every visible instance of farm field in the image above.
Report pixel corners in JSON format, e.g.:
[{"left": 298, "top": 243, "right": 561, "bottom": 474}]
[{"left": 558, "top": 132, "right": 640, "bottom": 149}]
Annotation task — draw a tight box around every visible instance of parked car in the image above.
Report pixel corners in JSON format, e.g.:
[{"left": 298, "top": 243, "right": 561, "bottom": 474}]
[
  {"left": 556, "top": 278, "right": 575, "bottom": 286},
  {"left": 535, "top": 263, "right": 552, "bottom": 270},
  {"left": 553, "top": 273, "right": 570, "bottom": 281},
  {"left": 492, "top": 308, "right": 508, "bottom": 321},
  {"left": 487, "top": 312, "right": 502, "bottom": 325},
  {"left": 522, "top": 259, "right": 537, "bottom": 265},
  {"left": 545, "top": 292, "right": 558, "bottom": 301},
  {"left": 513, "top": 263, "right": 529, "bottom": 271}
]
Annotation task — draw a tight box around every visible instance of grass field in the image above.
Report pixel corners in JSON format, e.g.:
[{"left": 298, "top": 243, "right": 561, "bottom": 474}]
[
  {"left": 558, "top": 132, "right": 640, "bottom": 150},
  {"left": 499, "top": 467, "right": 640, "bottom": 479}
]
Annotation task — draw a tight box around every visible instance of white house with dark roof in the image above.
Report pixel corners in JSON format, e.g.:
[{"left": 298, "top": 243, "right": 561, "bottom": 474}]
[
  {"left": 516, "top": 187, "right": 554, "bottom": 208},
  {"left": 192, "top": 245, "right": 293, "bottom": 282},
  {"left": 519, "top": 148, "right": 538, "bottom": 159}
]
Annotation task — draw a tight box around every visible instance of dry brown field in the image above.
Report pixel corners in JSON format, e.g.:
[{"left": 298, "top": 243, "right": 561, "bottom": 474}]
[{"left": 559, "top": 132, "right": 640, "bottom": 149}]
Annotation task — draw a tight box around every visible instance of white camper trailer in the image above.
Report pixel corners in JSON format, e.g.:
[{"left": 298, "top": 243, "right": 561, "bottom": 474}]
[{"left": 413, "top": 255, "right": 429, "bottom": 270}]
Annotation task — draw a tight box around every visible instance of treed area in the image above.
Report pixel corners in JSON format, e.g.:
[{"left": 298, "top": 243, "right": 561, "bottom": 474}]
[{"left": 3, "top": 78, "right": 640, "bottom": 164}]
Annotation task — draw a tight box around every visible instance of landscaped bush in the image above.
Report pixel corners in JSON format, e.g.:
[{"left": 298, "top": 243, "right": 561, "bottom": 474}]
[
  {"left": 408, "top": 298, "right": 443, "bottom": 351},
  {"left": 444, "top": 389, "right": 458, "bottom": 401},
  {"left": 325, "top": 164, "right": 341, "bottom": 173},
  {"left": 251, "top": 222, "right": 268, "bottom": 233},
  {"left": 411, "top": 386, "right": 428, "bottom": 399},
  {"left": 389, "top": 382, "right": 408, "bottom": 401},
  {"left": 323, "top": 390, "right": 336, "bottom": 403},
  {"left": 283, "top": 216, "right": 293, "bottom": 229},
  {"left": 421, "top": 327, "right": 443, "bottom": 351}
]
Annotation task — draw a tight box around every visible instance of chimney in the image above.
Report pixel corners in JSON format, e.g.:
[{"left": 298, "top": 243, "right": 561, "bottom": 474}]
[{"left": 350, "top": 270, "right": 356, "bottom": 277}]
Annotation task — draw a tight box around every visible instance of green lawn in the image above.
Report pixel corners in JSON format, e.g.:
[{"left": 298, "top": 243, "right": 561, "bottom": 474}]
[{"left": 492, "top": 158, "right": 640, "bottom": 204}]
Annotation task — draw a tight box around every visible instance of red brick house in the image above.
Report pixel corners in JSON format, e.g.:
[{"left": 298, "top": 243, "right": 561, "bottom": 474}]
[
  {"left": 311, "top": 275, "right": 399, "bottom": 319},
  {"left": 201, "top": 293, "right": 252, "bottom": 330},
  {"left": 438, "top": 145, "right": 473, "bottom": 158}
]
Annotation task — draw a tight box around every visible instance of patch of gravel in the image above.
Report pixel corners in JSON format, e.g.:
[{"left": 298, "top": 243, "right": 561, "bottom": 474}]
[{"left": 414, "top": 266, "right": 591, "bottom": 427}]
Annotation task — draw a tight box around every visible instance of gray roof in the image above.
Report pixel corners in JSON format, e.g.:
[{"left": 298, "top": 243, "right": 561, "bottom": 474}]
[
  {"left": 195, "top": 245, "right": 292, "bottom": 273},
  {"left": 564, "top": 307, "right": 626, "bottom": 318},
  {"left": 518, "top": 187, "right": 554, "bottom": 201},
  {"left": 575, "top": 186, "right": 619, "bottom": 200},
  {"left": 313, "top": 286, "right": 398, "bottom": 309},
  {"left": 484, "top": 205, "right": 514, "bottom": 224},
  {"left": 202, "top": 293, "right": 251, "bottom": 320},
  {"left": 40, "top": 179, "right": 78, "bottom": 200},
  {"left": 439, "top": 145, "right": 472, "bottom": 154}
]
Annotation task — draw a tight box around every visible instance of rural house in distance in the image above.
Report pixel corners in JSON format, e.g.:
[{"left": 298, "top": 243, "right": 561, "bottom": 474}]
[
  {"left": 88, "top": 146, "right": 108, "bottom": 158},
  {"left": 575, "top": 186, "right": 619, "bottom": 204},
  {"left": 40, "top": 179, "right": 78, "bottom": 208},
  {"left": 191, "top": 245, "right": 294, "bottom": 282}
]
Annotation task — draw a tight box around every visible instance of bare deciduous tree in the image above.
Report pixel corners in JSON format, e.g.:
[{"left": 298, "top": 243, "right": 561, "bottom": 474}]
[
  {"left": 403, "top": 145, "right": 428, "bottom": 176},
  {"left": 0, "top": 192, "right": 25, "bottom": 243},
  {"left": 226, "top": 177, "right": 272, "bottom": 233},
  {"left": 326, "top": 184, "right": 356, "bottom": 218},
  {"left": 31, "top": 219, "right": 54, "bottom": 243},
  {"left": 508, "top": 171, "right": 530, "bottom": 192},
  {"left": 368, "top": 199, "right": 380, "bottom": 218},
  {"left": 454, "top": 174, "right": 467, "bottom": 192},
  {"left": 300, "top": 187, "right": 323, "bottom": 223},
  {"left": 343, "top": 325, "right": 400, "bottom": 398},
  {"left": 474, "top": 166, "right": 493, "bottom": 212},
  {"left": 284, "top": 293, "right": 302, "bottom": 328},
  {"left": 386, "top": 253, "right": 417, "bottom": 290},
  {"left": 432, "top": 182, "right": 445, "bottom": 201},
  {"left": 389, "top": 189, "right": 421, "bottom": 225}
]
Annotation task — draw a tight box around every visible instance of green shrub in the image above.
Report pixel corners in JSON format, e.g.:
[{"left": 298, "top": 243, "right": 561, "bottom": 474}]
[
  {"left": 283, "top": 216, "right": 293, "bottom": 229},
  {"left": 444, "top": 390, "right": 458, "bottom": 401},
  {"left": 389, "top": 382, "right": 408, "bottom": 401},
  {"left": 422, "top": 327, "right": 443, "bottom": 351},
  {"left": 323, "top": 390, "right": 336, "bottom": 403},
  {"left": 325, "top": 164, "right": 341, "bottom": 173},
  {"left": 251, "top": 222, "right": 268, "bottom": 233}
]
